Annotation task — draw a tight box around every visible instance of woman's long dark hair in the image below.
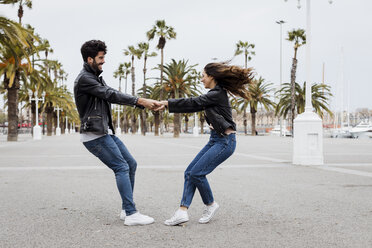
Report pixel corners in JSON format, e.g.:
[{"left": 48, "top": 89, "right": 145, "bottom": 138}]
[{"left": 204, "top": 63, "right": 254, "bottom": 100}]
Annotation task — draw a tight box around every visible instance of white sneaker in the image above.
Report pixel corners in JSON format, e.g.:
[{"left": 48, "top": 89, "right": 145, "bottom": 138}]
[
  {"left": 164, "top": 209, "right": 189, "bottom": 226},
  {"left": 199, "top": 202, "right": 219, "bottom": 224},
  {"left": 124, "top": 212, "right": 155, "bottom": 226},
  {"left": 120, "top": 210, "right": 126, "bottom": 220}
]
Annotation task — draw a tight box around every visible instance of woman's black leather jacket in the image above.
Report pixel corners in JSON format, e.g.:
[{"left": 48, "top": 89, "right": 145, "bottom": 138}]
[
  {"left": 168, "top": 85, "right": 236, "bottom": 137},
  {"left": 74, "top": 63, "right": 141, "bottom": 135}
]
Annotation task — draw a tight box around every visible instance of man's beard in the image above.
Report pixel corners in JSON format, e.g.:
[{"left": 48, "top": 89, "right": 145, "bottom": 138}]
[{"left": 92, "top": 60, "right": 102, "bottom": 73}]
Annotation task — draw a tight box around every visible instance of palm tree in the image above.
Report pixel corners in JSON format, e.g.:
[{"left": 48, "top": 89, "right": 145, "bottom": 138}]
[
  {"left": 234, "top": 40, "right": 255, "bottom": 69},
  {"left": 120, "top": 62, "right": 131, "bottom": 133},
  {"left": 155, "top": 59, "right": 200, "bottom": 138},
  {"left": 137, "top": 42, "right": 157, "bottom": 135},
  {"left": 0, "top": 0, "right": 32, "bottom": 24},
  {"left": 234, "top": 40, "right": 255, "bottom": 135},
  {"left": 122, "top": 62, "right": 131, "bottom": 94},
  {"left": 146, "top": 20, "right": 176, "bottom": 135},
  {"left": 113, "top": 63, "right": 125, "bottom": 92},
  {"left": 0, "top": 23, "right": 36, "bottom": 141},
  {"left": 287, "top": 28, "right": 306, "bottom": 131},
  {"left": 123, "top": 45, "right": 142, "bottom": 133},
  {"left": 275, "top": 82, "right": 333, "bottom": 120},
  {"left": 123, "top": 46, "right": 142, "bottom": 96},
  {"left": 144, "top": 84, "right": 161, "bottom": 136},
  {"left": 247, "top": 77, "right": 275, "bottom": 136}
]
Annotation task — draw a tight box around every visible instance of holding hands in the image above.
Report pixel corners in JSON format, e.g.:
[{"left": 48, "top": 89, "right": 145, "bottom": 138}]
[
  {"left": 137, "top": 98, "right": 168, "bottom": 111},
  {"left": 153, "top": 101, "right": 168, "bottom": 111}
]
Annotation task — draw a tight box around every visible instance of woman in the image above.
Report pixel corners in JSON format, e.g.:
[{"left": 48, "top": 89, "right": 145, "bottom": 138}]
[{"left": 156, "top": 62, "right": 254, "bottom": 226}]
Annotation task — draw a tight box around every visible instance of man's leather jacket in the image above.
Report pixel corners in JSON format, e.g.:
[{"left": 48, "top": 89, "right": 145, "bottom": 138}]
[
  {"left": 74, "top": 63, "right": 140, "bottom": 135},
  {"left": 168, "top": 85, "right": 236, "bottom": 137}
]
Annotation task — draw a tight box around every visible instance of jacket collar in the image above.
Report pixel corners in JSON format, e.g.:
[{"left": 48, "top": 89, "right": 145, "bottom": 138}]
[
  {"left": 83, "top": 62, "right": 103, "bottom": 77},
  {"left": 210, "top": 84, "right": 222, "bottom": 91}
]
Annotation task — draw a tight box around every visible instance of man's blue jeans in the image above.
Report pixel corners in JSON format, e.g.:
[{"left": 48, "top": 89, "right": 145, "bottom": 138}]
[
  {"left": 180, "top": 130, "right": 236, "bottom": 208},
  {"left": 83, "top": 135, "right": 137, "bottom": 215}
]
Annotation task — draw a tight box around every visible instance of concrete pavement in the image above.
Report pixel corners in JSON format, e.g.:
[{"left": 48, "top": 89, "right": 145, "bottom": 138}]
[{"left": 0, "top": 133, "right": 371, "bottom": 248}]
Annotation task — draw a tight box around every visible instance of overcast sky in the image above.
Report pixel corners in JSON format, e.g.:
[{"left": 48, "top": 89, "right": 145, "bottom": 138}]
[{"left": 1, "top": 0, "right": 371, "bottom": 111}]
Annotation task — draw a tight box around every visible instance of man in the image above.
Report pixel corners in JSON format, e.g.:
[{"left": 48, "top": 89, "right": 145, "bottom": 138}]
[{"left": 74, "top": 40, "right": 158, "bottom": 226}]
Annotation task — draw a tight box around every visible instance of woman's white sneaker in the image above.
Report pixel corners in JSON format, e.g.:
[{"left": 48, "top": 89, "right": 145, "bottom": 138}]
[
  {"left": 120, "top": 210, "right": 126, "bottom": 220},
  {"left": 199, "top": 202, "right": 219, "bottom": 224},
  {"left": 164, "top": 209, "right": 189, "bottom": 226},
  {"left": 124, "top": 212, "right": 154, "bottom": 226}
]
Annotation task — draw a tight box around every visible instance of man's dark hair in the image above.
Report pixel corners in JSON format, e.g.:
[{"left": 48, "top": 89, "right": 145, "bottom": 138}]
[{"left": 80, "top": 40, "right": 107, "bottom": 62}]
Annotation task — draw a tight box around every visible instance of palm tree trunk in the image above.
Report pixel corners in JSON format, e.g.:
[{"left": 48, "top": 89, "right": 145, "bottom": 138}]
[
  {"left": 131, "top": 56, "right": 136, "bottom": 133},
  {"left": 154, "top": 111, "right": 160, "bottom": 136},
  {"left": 244, "top": 54, "right": 247, "bottom": 69},
  {"left": 5, "top": 77, "right": 19, "bottom": 141},
  {"left": 173, "top": 113, "right": 180, "bottom": 138},
  {"left": 31, "top": 101, "right": 35, "bottom": 136},
  {"left": 243, "top": 108, "right": 247, "bottom": 135},
  {"left": 200, "top": 114, "right": 205, "bottom": 134},
  {"left": 61, "top": 116, "right": 65, "bottom": 134},
  {"left": 173, "top": 91, "right": 180, "bottom": 137},
  {"left": 131, "top": 114, "right": 136, "bottom": 134},
  {"left": 46, "top": 104, "right": 53, "bottom": 136},
  {"left": 251, "top": 106, "right": 257, "bottom": 136},
  {"left": 18, "top": 3, "right": 23, "bottom": 24},
  {"left": 53, "top": 112, "right": 57, "bottom": 135},
  {"left": 42, "top": 113, "right": 46, "bottom": 135},
  {"left": 290, "top": 56, "right": 298, "bottom": 135},
  {"left": 184, "top": 115, "right": 189, "bottom": 133},
  {"left": 159, "top": 48, "right": 164, "bottom": 135},
  {"left": 123, "top": 112, "right": 129, "bottom": 133},
  {"left": 141, "top": 57, "right": 148, "bottom": 136}
]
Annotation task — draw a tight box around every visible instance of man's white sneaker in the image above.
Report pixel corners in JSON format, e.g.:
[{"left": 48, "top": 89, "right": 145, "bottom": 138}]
[
  {"left": 124, "top": 212, "right": 154, "bottom": 226},
  {"left": 120, "top": 210, "right": 126, "bottom": 220},
  {"left": 164, "top": 209, "right": 189, "bottom": 226},
  {"left": 199, "top": 202, "right": 219, "bottom": 224}
]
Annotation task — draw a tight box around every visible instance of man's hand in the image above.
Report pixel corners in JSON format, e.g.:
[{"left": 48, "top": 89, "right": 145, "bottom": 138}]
[
  {"left": 153, "top": 100, "right": 168, "bottom": 111},
  {"left": 137, "top": 98, "right": 163, "bottom": 110}
]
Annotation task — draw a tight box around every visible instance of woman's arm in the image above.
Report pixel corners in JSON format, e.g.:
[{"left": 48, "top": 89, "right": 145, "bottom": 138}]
[{"left": 166, "top": 90, "right": 220, "bottom": 113}]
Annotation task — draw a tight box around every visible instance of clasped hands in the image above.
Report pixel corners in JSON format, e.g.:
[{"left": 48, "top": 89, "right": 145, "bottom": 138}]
[{"left": 137, "top": 98, "right": 168, "bottom": 111}]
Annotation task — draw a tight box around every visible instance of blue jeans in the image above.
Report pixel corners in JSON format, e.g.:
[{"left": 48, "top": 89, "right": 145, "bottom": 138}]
[
  {"left": 180, "top": 130, "right": 236, "bottom": 208},
  {"left": 83, "top": 135, "right": 137, "bottom": 215}
]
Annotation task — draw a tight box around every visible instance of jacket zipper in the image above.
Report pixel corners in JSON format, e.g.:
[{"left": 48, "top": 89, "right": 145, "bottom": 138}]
[{"left": 88, "top": 116, "right": 102, "bottom": 120}]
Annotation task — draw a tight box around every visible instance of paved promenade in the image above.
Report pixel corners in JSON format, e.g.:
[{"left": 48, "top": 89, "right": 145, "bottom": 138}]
[{"left": 0, "top": 133, "right": 371, "bottom": 248}]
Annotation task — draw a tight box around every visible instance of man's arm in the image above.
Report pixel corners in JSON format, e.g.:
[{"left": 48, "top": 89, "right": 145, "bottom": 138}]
[{"left": 78, "top": 74, "right": 137, "bottom": 106}]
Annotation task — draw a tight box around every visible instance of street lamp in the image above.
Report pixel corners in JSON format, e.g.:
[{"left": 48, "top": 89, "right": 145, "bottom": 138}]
[
  {"left": 54, "top": 106, "right": 63, "bottom": 136},
  {"left": 29, "top": 90, "right": 45, "bottom": 140},
  {"left": 285, "top": 0, "right": 333, "bottom": 165},
  {"left": 276, "top": 20, "right": 286, "bottom": 137},
  {"left": 115, "top": 105, "right": 123, "bottom": 135}
]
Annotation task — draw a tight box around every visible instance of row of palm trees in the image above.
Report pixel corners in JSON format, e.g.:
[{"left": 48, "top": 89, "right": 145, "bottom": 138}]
[
  {"left": 112, "top": 20, "right": 332, "bottom": 137},
  {"left": 0, "top": 0, "right": 78, "bottom": 141}
]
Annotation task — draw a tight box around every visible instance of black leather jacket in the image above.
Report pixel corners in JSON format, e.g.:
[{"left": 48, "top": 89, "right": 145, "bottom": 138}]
[
  {"left": 168, "top": 84, "right": 236, "bottom": 137},
  {"left": 74, "top": 63, "right": 141, "bottom": 135}
]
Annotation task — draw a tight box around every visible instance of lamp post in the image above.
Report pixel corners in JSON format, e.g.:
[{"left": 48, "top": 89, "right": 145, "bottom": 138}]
[
  {"left": 285, "top": 0, "right": 333, "bottom": 165},
  {"left": 193, "top": 113, "right": 199, "bottom": 137},
  {"left": 115, "top": 105, "right": 123, "bottom": 135},
  {"left": 54, "top": 106, "right": 62, "bottom": 136},
  {"left": 65, "top": 116, "right": 69, "bottom": 134},
  {"left": 29, "top": 91, "right": 45, "bottom": 140},
  {"left": 276, "top": 20, "right": 286, "bottom": 137}
]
